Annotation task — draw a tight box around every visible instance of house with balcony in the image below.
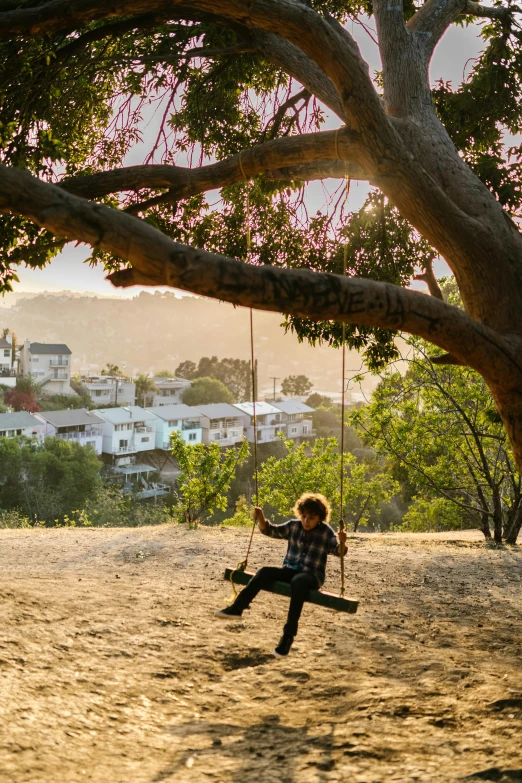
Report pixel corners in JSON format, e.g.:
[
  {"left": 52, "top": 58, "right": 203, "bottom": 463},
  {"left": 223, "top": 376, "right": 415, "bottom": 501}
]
[
  {"left": 0, "top": 335, "right": 16, "bottom": 387},
  {"left": 81, "top": 375, "right": 136, "bottom": 407},
  {"left": 193, "top": 403, "right": 244, "bottom": 447},
  {"left": 232, "top": 401, "right": 285, "bottom": 444},
  {"left": 0, "top": 411, "right": 45, "bottom": 440},
  {"left": 18, "top": 341, "right": 74, "bottom": 395},
  {"left": 271, "top": 400, "right": 314, "bottom": 442},
  {"left": 145, "top": 404, "right": 203, "bottom": 449},
  {"left": 94, "top": 406, "right": 157, "bottom": 464},
  {"left": 147, "top": 377, "right": 192, "bottom": 407},
  {"left": 34, "top": 409, "right": 104, "bottom": 454}
]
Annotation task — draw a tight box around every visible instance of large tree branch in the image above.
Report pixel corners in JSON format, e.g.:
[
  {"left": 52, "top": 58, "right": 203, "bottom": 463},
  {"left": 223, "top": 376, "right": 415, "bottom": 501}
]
[
  {"left": 1, "top": 164, "right": 522, "bottom": 390},
  {"left": 59, "top": 128, "right": 369, "bottom": 202}
]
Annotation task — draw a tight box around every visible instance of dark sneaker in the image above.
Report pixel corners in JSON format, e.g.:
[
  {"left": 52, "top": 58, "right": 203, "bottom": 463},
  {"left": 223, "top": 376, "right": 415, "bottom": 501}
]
[
  {"left": 215, "top": 606, "right": 243, "bottom": 619},
  {"left": 273, "top": 634, "right": 294, "bottom": 657}
]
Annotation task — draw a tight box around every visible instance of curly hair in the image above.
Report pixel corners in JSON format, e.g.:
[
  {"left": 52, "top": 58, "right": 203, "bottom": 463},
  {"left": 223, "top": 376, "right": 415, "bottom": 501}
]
[{"left": 293, "top": 492, "right": 331, "bottom": 524}]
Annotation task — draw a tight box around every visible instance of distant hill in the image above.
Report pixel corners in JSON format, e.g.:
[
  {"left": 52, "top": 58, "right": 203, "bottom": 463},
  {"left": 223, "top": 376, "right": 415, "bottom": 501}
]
[{"left": 0, "top": 291, "right": 373, "bottom": 396}]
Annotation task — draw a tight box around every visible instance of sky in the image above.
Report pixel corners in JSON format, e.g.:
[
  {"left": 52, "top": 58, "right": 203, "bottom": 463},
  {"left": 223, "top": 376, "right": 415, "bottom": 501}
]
[{"left": 12, "top": 19, "right": 484, "bottom": 298}]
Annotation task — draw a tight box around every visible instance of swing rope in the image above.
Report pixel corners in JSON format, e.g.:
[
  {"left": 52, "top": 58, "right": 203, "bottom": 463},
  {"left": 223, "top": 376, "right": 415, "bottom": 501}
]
[
  {"left": 230, "top": 151, "right": 258, "bottom": 594},
  {"left": 336, "top": 127, "right": 350, "bottom": 598},
  {"left": 230, "top": 141, "right": 351, "bottom": 602}
]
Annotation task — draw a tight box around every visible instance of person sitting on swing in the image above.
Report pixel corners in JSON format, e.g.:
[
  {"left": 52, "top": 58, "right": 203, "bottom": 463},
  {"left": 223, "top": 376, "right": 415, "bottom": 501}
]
[{"left": 215, "top": 492, "right": 348, "bottom": 657}]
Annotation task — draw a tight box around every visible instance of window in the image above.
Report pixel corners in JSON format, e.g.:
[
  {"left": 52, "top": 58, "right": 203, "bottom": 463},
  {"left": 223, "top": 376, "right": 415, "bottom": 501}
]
[
  {"left": 119, "top": 439, "right": 128, "bottom": 448},
  {"left": 302, "top": 425, "right": 308, "bottom": 434},
  {"left": 214, "top": 433, "right": 221, "bottom": 440},
  {"left": 32, "top": 357, "right": 39, "bottom": 363},
  {"left": 141, "top": 437, "right": 150, "bottom": 443},
  {"left": 291, "top": 427, "right": 297, "bottom": 434},
  {"left": 3, "top": 350, "right": 9, "bottom": 357},
  {"left": 168, "top": 420, "right": 178, "bottom": 427},
  {"left": 231, "top": 430, "right": 239, "bottom": 437},
  {"left": 16, "top": 429, "right": 22, "bottom": 435},
  {"left": 95, "top": 390, "right": 103, "bottom": 397},
  {"left": 188, "top": 433, "right": 196, "bottom": 441}
]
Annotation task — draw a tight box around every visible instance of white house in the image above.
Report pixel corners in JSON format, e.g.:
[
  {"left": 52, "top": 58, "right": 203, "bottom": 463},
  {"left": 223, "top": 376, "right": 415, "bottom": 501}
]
[
  {"left": 34, "top": 409, "right": 104, "bottom": 454},
  {"left": 148, "top": 377, "right": 192, "bottom": 407},
  {"left": 18, "top": 341, "right": 74, "bottom": 395},
  {"left": 145, "top": 404, "right": 203, "bottom": 449},
  {"left": 271, "top": 400, "right": 314, "bottom": 442},
  {"left": 0, "top": 335, "right": 16, "bottom": 387},
  {"left": 81, "top": 375, "right": 136, "bottom": 406},
  {"left": 0, "top": 411, "right": 45, "bottom": 440},
  {"left": 193, "top": 403, "right": 244, "bottom": 447},
  {"left": 94, "top": 406, "right": 157, "bottom": 462},
  {"left": 232, "top": 401, "right": 285, "bottom": 444}
]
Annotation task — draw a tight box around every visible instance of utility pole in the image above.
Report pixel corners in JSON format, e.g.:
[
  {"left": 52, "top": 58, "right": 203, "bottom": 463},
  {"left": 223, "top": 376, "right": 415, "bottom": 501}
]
[{"left": 270, "top": 376, "right": 279, "bottom": 401}]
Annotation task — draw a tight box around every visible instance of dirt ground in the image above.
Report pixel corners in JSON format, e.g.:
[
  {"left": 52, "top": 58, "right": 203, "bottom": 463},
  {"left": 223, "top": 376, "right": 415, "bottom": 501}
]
[{"left": 1, "top": 525, "right": 521, "bottom": 783}]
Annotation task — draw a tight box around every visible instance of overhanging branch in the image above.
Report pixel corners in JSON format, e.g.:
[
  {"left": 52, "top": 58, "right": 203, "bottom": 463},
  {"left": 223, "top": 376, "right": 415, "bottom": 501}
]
[
  {"left": 1, "top": 164, "right": 520, "bottom": 388},
  {"left": 60, "top": 128, "right": 368, "bottom": 203}
]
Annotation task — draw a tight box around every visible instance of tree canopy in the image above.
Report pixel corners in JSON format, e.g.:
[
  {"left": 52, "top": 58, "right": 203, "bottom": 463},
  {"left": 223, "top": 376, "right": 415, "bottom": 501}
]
[
  {"left": 3, "top": 1, "right": 522, "bottom": 469},
  {"left": 182, "top": 376, "right": 235, "bottom": 405}
]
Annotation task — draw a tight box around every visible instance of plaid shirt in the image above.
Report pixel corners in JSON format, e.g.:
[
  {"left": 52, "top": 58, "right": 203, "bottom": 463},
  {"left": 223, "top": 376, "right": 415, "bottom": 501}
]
[{"left": 261, "top": 518, "right": 341, "bottom": 586}]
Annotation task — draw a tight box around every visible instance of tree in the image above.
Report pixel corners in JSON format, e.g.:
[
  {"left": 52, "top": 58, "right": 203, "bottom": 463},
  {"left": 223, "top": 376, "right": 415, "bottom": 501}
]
[
  {"left": 182, "top": 377, "right": 235, "bottom": 406},
  {"left": 174, "top": 361, "right": 198, "bottom": 380},
  {"left": 101, "top": 364, "right": 124, "bottom": 377},
  {"left": 176, "top": 356, "right": 253, "bottom": 401},
  {"left": 258, "top": 435, "right": 397, "bottom": 529},
  {"left": 5, "top": 3, "right": 522, "bottom": 470},
  {"left": 154, "top": 369, "right": 175, "bottom": 378},
  {"left": 281, "top": 374, "right": 313, "bottom": 397},
  {"left": 170, "top": 431, "right": 249, "bottom": 525},
  {"left": 350, "top": 340, "right": 522, "bottom": 543},
  {"left": 134, "top": 373, "right": 156, "bottom": 407},
  {"left": 0, "top": 436, "right": 102, "bottom": 524},
  {"left": 4, "top": 389, "right": 40, "bottom": 413}
]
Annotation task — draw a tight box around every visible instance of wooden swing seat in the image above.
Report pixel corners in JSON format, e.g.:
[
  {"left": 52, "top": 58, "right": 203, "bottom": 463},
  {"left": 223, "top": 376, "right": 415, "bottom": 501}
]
[{"left": 224, "top": 567, "right": 358, "bottom": 614}]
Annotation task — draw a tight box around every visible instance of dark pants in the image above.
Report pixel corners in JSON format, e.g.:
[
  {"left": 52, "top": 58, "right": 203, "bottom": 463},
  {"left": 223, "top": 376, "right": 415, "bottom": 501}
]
[{"left": 232, "top": 566, "right": 319, "bottom": 638}]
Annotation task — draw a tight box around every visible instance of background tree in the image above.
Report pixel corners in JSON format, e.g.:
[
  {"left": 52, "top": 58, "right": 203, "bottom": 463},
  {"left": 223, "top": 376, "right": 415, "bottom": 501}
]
[
  {"left": 5, "top": 2, "right": 522, "bottom": 470},
  {"left": 101, "top": 364, "right": 124, "bottom": 377},
  {"left": 4, "top": 376, "right": 40, "bottom": 413},
  {"left": 281, "top": 375, "right": 313, "bottom": 397},
  {"left": 0, "top": 437, "right": 102, "bottom": 524},
  {"left": 176, "top": 356, "right": 254, "bottom": 401},
  {"left": 174, "top": 361, "right": 198, "bottom": 380},
  {"left": 182, "top": 377, "right": 235, "bottom": 406},
  {"left": 134, "top": 373, "right": 156, "bottom": 407},
  {"left": 170, "top": 431, "right": 249, "bottom": 525},
  {"left": 259, "top": 435, "right": 397, "bottom": 528},
  {"left": 351, "top": 340, "right": 522, "bottom": 543},
  {"left": 154, "top": 369, "right": 175, "bottom": 378}
]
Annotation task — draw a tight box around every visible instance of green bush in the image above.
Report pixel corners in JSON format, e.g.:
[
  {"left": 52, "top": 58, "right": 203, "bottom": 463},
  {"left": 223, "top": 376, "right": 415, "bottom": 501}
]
[{"left": 0, "top": 509, "right": 32, "bottom": 528}]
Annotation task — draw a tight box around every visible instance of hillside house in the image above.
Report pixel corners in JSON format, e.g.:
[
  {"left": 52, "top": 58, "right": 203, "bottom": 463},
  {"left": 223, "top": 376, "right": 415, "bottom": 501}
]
[
  {"left": 94, "top": 406, "right": 157, "bottom": 463},
  {"left": 147, "top": 378, "right": 192, "bottom": 407},
  {"left": 271, "top": 400, "right": 314, "bottom": 442},
  {"left": 34, "top": 409, "right": 103, "bottom": 454},
  {"left": 18, "top": 341, "right": 74, "bottom": 395},
  {"left": 0, "top": 411, "right": 45, "bottom": 440},
  {"left": 232, "top": 402, "right": 285, "bottom": 444},
  {"left": 81, "top": 375, "right": 136, "bottom": 406},
  {"left": 193, "top": 403, "right": 244, "bottom": 447},
  {"left": 0, "top": 335, "right": 16, "bottom": 386},
  {"left": 145, "top": 404, "right": 203, "bottom": 449}
]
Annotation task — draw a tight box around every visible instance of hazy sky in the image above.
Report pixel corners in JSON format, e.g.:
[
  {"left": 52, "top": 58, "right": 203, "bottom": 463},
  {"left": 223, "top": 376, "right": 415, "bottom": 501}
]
[{"left": 13, "top": 21, "right": 483, "bottom": 298}]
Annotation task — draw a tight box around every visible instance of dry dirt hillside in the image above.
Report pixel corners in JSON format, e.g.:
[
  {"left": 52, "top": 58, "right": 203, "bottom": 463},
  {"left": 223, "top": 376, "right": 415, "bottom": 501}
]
[{"left": 0, "top": 525, "right": 521, "bottom": 783}]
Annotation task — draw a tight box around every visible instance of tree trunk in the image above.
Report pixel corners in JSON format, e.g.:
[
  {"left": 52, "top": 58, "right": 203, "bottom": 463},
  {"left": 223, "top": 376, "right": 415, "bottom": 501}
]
[
  {"left": 480, "top": 513, "right": 492, "bottom": 540},
  {"left": 504, "top": 504, "right": 522, "bottom": 545}
]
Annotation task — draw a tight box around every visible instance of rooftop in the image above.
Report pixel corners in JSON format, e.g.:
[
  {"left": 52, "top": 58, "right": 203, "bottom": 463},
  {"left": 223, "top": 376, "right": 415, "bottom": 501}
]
[
  {"left": 36, "top": 409, "right": 103, "bottom": 428},
  {"left": 193, "top": 403, "right": 245, "bottom": 419},
  {"left": 29, "top": 343, "right": 72, "bottom": 355},
  {"left": 233, "top": 401, "right": 282, "bottom": 418},
  {"left": 271, "top": 400, "right": 315, "bottom": 415},
  {"left": 145, "top": 404, "right": 201, "bottom": 421},
  {"left": 94, "top": 406, "right": 156, "bottom": 424},
  {"left": 0, "top": 411, "right": 44, "bottom": 430}
]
